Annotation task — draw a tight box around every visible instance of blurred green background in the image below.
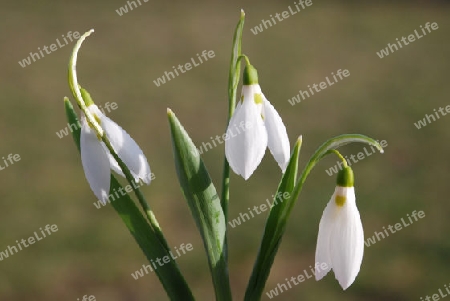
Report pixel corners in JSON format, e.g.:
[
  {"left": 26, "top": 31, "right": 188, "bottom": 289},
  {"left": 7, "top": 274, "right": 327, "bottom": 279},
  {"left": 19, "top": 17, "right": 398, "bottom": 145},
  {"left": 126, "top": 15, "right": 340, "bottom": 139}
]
[{"left": 1, "top": 0, "right": 449, "bottom": 300}]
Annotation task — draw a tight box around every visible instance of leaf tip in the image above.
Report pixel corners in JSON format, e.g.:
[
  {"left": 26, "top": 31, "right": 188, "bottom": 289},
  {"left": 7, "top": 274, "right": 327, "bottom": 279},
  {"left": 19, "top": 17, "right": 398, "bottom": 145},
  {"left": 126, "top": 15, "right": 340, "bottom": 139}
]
[
  {"left": 294, "top": 135, "right": 303, "bottom": 150},
  {"left": 371, "top": 140, "right": 384, "bottom": 154}
]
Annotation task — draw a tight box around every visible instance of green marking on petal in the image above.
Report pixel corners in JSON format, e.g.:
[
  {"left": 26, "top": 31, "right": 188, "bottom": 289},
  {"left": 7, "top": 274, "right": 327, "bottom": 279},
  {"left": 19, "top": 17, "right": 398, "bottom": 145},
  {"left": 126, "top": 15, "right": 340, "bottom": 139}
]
[
  {"left": 335, "top": 195, "right": 346, "bottom": 207},
  {"left": 254, "top": 93, "right": 263, "bottom": 104},
  {"left": 94, "top": 114, "right": 101, "bottom": 125}
]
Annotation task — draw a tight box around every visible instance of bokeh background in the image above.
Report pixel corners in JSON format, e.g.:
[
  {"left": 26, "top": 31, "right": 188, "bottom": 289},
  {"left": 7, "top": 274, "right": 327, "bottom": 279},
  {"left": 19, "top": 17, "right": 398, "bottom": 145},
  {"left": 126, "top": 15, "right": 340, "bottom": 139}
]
[{"left": 1, "top": 0, "right": 449, "bottom": 300}]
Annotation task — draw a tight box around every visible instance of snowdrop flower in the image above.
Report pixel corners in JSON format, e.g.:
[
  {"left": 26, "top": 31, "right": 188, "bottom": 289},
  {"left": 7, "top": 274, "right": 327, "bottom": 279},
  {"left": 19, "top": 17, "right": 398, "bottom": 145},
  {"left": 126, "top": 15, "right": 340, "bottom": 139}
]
[
  {"left": 315, "top": 166, "right": 364, "bottom": 290},
  {"left": 225, "top": 64, "right": 290, "bottom": 180},
  {"left": 80, "top": 100, "right": 151, "bottom": 204}
]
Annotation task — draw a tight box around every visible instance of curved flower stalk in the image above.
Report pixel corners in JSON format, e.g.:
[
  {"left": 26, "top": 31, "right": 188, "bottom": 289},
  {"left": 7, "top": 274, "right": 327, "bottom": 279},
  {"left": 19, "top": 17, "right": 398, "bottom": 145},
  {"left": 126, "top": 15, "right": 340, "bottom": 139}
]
[
  {"left": 225, "top": 63, "right": 290, "bottom": 180},
  {"left": 80, "top": 100, "right": 151, "bottom": 204},
  {"left": 315, "top": 165, "right": 364, "bottom": 290}
]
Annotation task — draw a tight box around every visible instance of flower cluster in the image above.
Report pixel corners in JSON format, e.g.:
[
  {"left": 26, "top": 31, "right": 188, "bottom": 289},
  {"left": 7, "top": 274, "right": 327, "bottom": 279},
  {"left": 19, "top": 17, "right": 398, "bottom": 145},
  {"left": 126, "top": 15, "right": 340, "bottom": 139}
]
[
  {"left": 79, "top": 60, "right": 366, "bottom": 291},
  {"left": 65, "top": 19, "right": 384, "bottom": 300}
]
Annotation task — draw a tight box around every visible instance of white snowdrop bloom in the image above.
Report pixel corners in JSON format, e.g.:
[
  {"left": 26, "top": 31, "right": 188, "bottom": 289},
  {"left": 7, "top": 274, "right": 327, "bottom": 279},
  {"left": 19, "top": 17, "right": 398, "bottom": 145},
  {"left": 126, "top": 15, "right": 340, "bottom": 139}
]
[
  {"left": 80, "top": 104, "right": 151, "bottom": 204},
  {"left": 315, "top": 166, "right": 364, "bottom": 290},
  {"left": 225, "top": 64, "right": 290, "bottom": 180}
]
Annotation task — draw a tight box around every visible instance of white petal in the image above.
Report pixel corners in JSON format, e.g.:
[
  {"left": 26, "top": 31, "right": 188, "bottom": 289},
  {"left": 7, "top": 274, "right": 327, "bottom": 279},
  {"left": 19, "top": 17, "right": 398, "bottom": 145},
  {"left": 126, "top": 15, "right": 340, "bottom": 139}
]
[
  {"left": 262, "top": 96, "right": 290, "bottom": 172},
  {"left": 80, "top": 116, "right": 111, "bottom": 204},
  {"left": 90, "top": 106, "right": 152, "bottom": 184},
  {"left": 225, "top": 85, "right": 268, "bottom": 180},
  {"left": 315, "top": 196, "right": 334, "bottom": 281},
  {"left": 95, "top": 141, "right": 124, "bottom": 178},
  {"left": 329, "top": 187, "right": 364, "bottom": 290}
]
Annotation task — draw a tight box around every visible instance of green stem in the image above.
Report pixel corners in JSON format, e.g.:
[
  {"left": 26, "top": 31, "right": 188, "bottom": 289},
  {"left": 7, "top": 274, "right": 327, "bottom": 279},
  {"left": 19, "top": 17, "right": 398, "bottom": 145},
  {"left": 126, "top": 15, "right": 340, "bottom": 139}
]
[
  {"left": 217, "top": 11, "right": 246, "bottom": 301},
  {"left": 104, "top": 137, "right": 171, "bottom": 251},
  {"left": 327, "top": 149, "right": 348, "bottom": 168},
  {"left": 290, "top": 136, "right": 383, "bottom": 230},
  {"left": 238, "top": 54, "right": 251, "bottom": 66}
]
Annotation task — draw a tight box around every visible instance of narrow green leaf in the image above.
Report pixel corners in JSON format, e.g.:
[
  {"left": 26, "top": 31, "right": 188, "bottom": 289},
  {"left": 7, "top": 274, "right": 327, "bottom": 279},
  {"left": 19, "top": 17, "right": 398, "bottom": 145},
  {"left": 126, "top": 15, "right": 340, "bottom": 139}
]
[
  {"left": 64, "top": 97, "right": 81, "bottom": 152},
  {"left": 64, "top": 99, "right": 195, "bottom": 301},
  {"left": 168, "top": 109, "right": 232, "bottom": 301},
  {"left": 244, "top": 137, "right": 302, "bottom": 301},
  {"left": 222, "top": 9, "right": 246, "bottom": 219},
  {"left": 228, "top": 9, "right": 245, "bottom": 112}
]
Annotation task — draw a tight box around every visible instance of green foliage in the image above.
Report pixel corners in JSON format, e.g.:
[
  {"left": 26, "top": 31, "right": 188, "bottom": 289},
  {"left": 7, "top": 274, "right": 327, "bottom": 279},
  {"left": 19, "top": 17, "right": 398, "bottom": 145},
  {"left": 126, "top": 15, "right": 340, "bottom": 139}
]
[{"left": 168, "top": 109, "right": 231, "bottom": 301}]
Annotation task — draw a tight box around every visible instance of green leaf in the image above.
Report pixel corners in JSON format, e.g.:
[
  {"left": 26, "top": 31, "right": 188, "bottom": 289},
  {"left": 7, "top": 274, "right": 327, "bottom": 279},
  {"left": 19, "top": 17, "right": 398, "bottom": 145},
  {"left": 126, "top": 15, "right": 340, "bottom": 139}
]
[
  {"left": 64, "top": 97, "right": 81, "bottom": 152},
  {"left": 64, "top": 99, "right": 195, "bottom": 301},
  {"left": 244, "top": 137, "right": 302, "bottom": 301},
  {"left": 168, "top": 109, "right": 232, "bottom": 301},
  {"left": 296, "top": 134, "right": 384, "bottom": 191},
  {"left": 222, "top": 9, "right": 246, "bottom": 218},
  {"left": 228, "top": 9, "right": 245, "bottom": 112}
]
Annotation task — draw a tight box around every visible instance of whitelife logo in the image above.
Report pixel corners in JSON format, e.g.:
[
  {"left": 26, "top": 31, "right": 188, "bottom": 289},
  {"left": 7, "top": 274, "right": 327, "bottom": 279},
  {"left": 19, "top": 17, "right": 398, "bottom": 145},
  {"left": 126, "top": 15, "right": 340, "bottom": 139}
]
[
  {"left": 115, "top": 0, "right": 148, "bottom": 16},
  {"left": 265, "top": 262, "right": 329, "bottom": 298},
  {"left": 0, "top": 224, "right": 59, "bottom": 261},
  {"left": 18, "top": 31, "right": 81, "bottom": 68},
  {"left": 77, "top": 295, "right": 96, "bottom": 301},
  {"left": 420, "top": 283, "right": 450, "bottom": 301},
  {"left": 92, "top": 172, "right": 155, "bottom": 209},
  {"left": 153, "top": 50, "right": 215, "bottom": 87},
  {"left": 376, "top": 22, "right": 439, "bottom": 59},
  {"left": 0, "top": 153, "right": 21, "bottom": 171},
  {"left": 287, "top": 69, "right": 350, "bottom": 106},
  {"left": 131, "top": 243, "right": 193, "bottom": 280},
  {"left": 56, "top": 102, "right": 118, "bottom": 139},
  {"left": 250, "top": 0, "right": 313, "bottom": 35},
  {"left": 364, "top": 210, "right": 425, "bottom": 247},
  {"left": 414, "top": 105, "right": 450, "bottom": 129},
  {"left": 194, "top": 121, "right": 253, "bottom": 156},
  {"left": 325, "top": 140, "right": 387, "bottom": 176}
]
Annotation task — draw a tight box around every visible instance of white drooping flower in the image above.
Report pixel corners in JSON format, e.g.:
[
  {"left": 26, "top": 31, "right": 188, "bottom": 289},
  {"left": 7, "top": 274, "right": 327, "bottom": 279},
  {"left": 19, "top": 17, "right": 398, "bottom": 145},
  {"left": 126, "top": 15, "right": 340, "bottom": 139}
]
[
  {"left": 225, "top": 64, "right": 290, "bottom": 180},
  {"left": 315, "top": 166, "right": 364, "bottom": 290},
  {"left": 80, "top": 103, "right": 151, "bottom": 204}
]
